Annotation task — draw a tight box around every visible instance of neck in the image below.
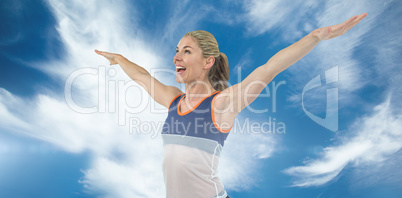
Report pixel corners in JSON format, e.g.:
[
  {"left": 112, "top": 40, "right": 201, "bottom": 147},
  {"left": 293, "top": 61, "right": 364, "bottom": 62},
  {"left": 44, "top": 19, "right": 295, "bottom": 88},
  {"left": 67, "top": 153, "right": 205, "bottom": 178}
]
[{"left": 184, "top": 81, "right": 216, "bottom": 101}]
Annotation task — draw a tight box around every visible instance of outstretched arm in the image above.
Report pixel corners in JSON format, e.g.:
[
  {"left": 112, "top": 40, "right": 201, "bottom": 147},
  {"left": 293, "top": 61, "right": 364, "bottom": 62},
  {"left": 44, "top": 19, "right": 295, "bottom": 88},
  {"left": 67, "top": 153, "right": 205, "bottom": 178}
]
[
  {"left": 215, "top": 13, "right": 367, "bottom": 116},
  {"left": 265, "top": 13, "right": 367, "bottom": 76},
  {"left": 95, "top": 50, "right": 183, "bottom": 108}
]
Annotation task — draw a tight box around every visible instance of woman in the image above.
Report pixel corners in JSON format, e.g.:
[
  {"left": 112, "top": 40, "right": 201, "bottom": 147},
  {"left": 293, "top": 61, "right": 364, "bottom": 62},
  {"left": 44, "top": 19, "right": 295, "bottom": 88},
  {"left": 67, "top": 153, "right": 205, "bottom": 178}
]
[{"left": 95, "top": 13, "right": 367, "bottom": 198}]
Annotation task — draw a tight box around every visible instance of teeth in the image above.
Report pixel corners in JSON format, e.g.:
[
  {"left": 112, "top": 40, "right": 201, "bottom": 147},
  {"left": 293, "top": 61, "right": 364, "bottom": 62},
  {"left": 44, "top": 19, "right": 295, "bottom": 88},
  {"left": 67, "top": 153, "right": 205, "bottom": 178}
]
[{"left": 176, "top": 66, "right": 186, "bottom": 72}]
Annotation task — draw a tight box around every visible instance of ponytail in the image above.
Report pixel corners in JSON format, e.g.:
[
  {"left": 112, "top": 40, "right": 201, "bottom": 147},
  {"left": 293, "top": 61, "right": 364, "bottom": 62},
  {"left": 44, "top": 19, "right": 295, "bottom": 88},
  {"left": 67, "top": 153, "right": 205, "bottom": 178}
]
[
  {"left": 184, "top": 30, "right": 229, "bottom": 91},
  {"left": 208, "top": 52, "right": 229, "bottom": 91}
]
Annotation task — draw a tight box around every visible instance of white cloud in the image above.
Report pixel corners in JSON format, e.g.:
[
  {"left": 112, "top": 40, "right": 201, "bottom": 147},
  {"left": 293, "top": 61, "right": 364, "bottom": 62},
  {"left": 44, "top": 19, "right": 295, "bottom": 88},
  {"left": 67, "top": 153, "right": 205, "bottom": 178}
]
[
  {"left": 0, "top": 0, "right": 280, "bottom": 196},
  {"left": 351, "top": 149, "right": 402, "bottom": 189},
  {"left": 279, "top": 0, "right": 402, "bottom": 187},
  {"left": 0, "top": 89, "right": 32, "bottom": 132},
  {"left": 0, "top": 0, "right": 25, "bottom": 46},
  {"left": 241, "top": 0, "right": 319, "bottom": 39},
  {"left": 160, "top": 1, "right": 215, "bottom": 47},
  {"left": 283, "top": 96, "right": 402, "bottom": 187},
  {"left": 220, "top": 115, "right": 279, "bottom": 190},
  {"left": 232, "top": 49, "right": 253, "bottom": 76},
  {"left": 79, "top": 156, "right": 165, "bottom": 198},
  {"left": 8, "top": 0, "right": 399, "bottom": 195},
  {"left": 0, "top": 0, "right": 168, "bottom": 197},
  {"left": 240, "top": 0, "right": 395, "bottom": 111}
]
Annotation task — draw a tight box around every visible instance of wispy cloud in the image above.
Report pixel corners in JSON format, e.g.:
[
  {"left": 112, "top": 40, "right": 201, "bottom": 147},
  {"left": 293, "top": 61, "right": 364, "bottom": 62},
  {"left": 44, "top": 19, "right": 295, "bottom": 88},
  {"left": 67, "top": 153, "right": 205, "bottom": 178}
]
[
  {"left": 0, "top": 0, "right": 25, "bottom": 46},
  {"left": 241, "top": 0, "right": 402, "bottom": 187},
  {"left": 241, "top": 0, "right": 320, "bottom": 39},
  {"left": 0, "top": 0, "right": 280, "bottom": 196},
  {"left": 1, "top": 0, "right": 168, "bottom": 196},
  {"left": 240, "top": 0, "right": 390, "bottom": 106},
  {"left": 4, "top": 0, "right": 398, "bottom": 195},
  {"left": 160, "top": 1, "right": 214, "bottom": 47},
  {"left": 220, "top": 115, "right": 279, "bottom": 190},
  {"left": 350, "top": 149, "right": 402, "bottom": 189},
  {"left": 283, "top": 96, "right": 402, "bottom": 186},
  {"left": 232, "top": 49, "right": 253, "bottom": 75}
]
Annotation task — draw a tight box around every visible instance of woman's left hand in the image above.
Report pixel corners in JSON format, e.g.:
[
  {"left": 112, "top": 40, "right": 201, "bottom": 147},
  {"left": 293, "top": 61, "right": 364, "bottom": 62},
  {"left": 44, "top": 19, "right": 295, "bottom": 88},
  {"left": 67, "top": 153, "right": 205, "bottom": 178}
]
[
  {"left": 95, "top": 49, "right": 121, "bottom": 65},
  {"left": 313, "top": 13, "right": 367, "bottom": 41}
]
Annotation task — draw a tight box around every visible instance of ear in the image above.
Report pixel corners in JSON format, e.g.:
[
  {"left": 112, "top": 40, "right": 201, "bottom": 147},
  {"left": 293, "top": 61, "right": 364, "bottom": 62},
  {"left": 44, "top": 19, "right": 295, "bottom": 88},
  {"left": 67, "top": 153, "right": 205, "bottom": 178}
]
[{"left": 203, "top": 56, "right": 215, "bottom": 69}]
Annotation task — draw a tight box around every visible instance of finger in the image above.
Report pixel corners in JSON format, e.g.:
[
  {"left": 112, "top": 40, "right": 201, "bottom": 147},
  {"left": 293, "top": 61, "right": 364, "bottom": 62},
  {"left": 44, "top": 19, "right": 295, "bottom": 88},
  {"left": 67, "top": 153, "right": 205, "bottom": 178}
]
[
  {"left": 95, "top": 50, "right": 109, "bottom": 56},
  {"left": 331, "top": 15, "right": 358, "bottom": 33},
  {"left": 349, "top": 13, "right": 367, "bottom": 25},
  {"left": 95, "top": 49, "right": 110, "bottom": 54},
  {"left": 343, "top": 21, "right": 359, "bottom": 32},
  {"left": 343, "top": 15, "right": 359, "bottom": 26},
  {"left": 341, "top": 13, "right": 366, "bottom": 32},
  {"left": 356, "top": 13, "right": 368, "bottom": 24},
  {"left": 343, "top": 13, "right": 367, "bottom": 32}
]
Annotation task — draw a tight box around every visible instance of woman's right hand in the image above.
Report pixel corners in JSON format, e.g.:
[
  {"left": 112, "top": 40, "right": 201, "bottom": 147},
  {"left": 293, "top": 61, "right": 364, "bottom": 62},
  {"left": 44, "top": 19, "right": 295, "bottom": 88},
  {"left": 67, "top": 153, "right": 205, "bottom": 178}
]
[{"left": 95, "top": 49, "right": 121, "bottom": 65}]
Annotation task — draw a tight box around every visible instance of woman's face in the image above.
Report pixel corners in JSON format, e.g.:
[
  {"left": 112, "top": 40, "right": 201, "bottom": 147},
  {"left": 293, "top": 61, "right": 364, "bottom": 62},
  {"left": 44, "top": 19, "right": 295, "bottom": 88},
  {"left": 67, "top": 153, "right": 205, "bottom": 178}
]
[{"left": 174, "top": 36, "right": 207, "bottom": 84}]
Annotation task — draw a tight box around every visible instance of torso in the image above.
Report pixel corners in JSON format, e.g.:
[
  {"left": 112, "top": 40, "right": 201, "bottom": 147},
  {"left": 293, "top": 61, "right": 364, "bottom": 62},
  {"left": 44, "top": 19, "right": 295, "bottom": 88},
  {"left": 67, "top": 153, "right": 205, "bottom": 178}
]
[
  {"left": 161, "top": 91, "right": 230, "bottom": 197},
  {"left": 179, "top": 98, "right": 198, "bottom": 113},
  {"left": 179, "top": 93, "right": 238, "bottom": 132}
]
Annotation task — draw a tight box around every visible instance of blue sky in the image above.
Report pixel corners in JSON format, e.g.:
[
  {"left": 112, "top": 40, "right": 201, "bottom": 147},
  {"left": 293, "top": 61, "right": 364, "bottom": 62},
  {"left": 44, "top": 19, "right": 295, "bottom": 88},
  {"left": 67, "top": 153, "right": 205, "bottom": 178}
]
[{"left": 1, "top": 0, "right": 401, "bottom": 197}]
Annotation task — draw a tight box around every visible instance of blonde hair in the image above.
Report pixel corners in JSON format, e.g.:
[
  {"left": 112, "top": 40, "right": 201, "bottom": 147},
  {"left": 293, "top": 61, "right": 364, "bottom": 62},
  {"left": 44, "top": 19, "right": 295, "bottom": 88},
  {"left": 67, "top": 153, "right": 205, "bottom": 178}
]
[{"left": 184, "top": 30, "right": 229, "bottom": 91}]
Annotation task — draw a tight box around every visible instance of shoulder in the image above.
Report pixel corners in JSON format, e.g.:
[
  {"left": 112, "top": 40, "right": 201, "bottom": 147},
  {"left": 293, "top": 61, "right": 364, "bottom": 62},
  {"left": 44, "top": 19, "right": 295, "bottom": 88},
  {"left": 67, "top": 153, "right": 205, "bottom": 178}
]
[
  {"left": 211, "top": 89, "right": 234, "bottom": 114},
  {"left": 211, "top": 91, "right": 237, "bottom": 132},
  {"left": 167, "top": 91, "right": 185, "bottom": 109}
]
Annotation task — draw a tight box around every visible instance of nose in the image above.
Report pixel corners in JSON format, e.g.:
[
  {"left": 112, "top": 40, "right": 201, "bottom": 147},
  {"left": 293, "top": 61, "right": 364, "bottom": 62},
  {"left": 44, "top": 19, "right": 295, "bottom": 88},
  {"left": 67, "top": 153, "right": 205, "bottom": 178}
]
[{"left": 173, "top": 53, "right": 182, "bottom": 63}]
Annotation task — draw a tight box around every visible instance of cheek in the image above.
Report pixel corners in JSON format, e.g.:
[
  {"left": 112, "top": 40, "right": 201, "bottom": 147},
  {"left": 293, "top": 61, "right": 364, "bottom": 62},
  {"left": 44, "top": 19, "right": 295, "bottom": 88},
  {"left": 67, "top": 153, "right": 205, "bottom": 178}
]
[
  {"left": 191, "top": 58, "right": 204, "bottom": 69},
  {"left": 185, "top": 57, "right": 204, "bottom": 74}
]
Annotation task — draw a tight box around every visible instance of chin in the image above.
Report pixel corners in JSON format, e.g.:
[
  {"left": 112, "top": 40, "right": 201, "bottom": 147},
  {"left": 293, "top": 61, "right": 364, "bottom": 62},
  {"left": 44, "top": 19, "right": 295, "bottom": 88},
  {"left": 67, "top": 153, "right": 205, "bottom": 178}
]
[{"left": 176, "top": 77, "right": 186, "bottom": 84}]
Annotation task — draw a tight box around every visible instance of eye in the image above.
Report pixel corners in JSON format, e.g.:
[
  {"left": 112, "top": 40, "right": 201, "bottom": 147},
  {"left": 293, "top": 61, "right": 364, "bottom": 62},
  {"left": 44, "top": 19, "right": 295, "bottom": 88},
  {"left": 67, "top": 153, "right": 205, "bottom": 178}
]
[
  {"left": 176, "top": 49, "right": 179, "bottom": 53},
  {"left": 184, "top": 50, "right": 190, "bottom": 54}
]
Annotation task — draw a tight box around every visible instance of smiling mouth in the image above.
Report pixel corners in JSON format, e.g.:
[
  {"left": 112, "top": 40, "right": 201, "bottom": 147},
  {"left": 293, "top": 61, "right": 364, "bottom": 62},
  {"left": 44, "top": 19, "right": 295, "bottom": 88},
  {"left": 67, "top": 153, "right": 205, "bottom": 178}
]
[{"left": 176, "top": 66, "right": 186, "bottom": 74}]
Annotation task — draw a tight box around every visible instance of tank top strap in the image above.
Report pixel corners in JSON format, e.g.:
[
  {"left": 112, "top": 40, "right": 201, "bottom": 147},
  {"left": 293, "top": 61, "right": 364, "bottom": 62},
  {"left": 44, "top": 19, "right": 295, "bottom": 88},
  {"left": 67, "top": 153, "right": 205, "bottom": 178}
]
[
  {"left": 168, "top": 93, "right": 185, "bottom": 110},
  {"left": 178, "top": 91, "right": 220, "bottom": 114}
]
